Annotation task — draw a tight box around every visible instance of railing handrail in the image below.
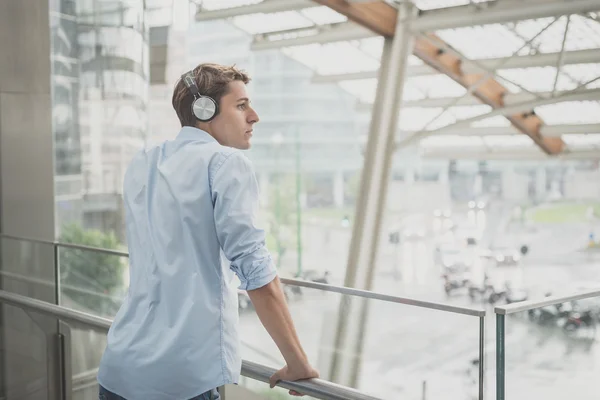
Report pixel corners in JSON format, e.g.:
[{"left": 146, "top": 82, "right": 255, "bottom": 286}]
[
  {"left": 0, "top": 232, "right": 486, "bottom": 317},
  {"left": 0, "top": 233, "right": 129, "bottom": 257},
  {"left": 280, "top": 277, "right": 485, "bottom": 317},
  {"left": 0, "top": 289, "right": 381, "bottom": 400},
  {"left": 495, "top": 288, "right": 600, "bottom": 315}
]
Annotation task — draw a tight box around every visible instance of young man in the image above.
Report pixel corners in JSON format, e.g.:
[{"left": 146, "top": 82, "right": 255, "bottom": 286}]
[{"left": 97, "top": 63, "right": 318, "bottom": 400}]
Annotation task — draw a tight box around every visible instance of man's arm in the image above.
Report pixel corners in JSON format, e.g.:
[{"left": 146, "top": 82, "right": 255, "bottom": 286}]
[
  {"left": 247, "top": 277, "right": 318, "bottom": 388},
  {"left": 211, "top": 152, "right": 318, "bottom": 392}
]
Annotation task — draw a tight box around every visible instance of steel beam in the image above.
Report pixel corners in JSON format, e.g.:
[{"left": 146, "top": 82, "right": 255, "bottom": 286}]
[
  {"left": 252, "top": 22, "right": 373, "bottom": 50},
  {"left": 410, "top": 33, "right": 566, "bottom": 154},
  {"left": 429, "top": 88, "right": 600, "bottom": 133},
  {"left": 195, "top": 0, "right": 312, "bottom": 21},
  {"left": 312, "top": 49, "right": 600, "bottom": 82},
  {"left": 412, "top": 0, "right": 600, "bottom": 32},
  {"left": 327, "top": 1, "right": 418, "bottom": 389},
  {"left": 312, "top": 0, "right": 396, "bottom": 36},
  {"left": 421, "top": 148, "right": 600, "bottom": 160},
  {"left": 248, "top": 125, "right": 600, "bottom": 144},
  {"left": 353, "top": 89, "right": 600, "bottom": 108},
  {"left": 252, "top": 2, "right": 570, "bottom": 153}
]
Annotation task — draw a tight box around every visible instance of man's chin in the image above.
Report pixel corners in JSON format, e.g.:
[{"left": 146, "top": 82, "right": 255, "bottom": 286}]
[{"left": 233, "top": 141, "right": 251, "bottom": 150}]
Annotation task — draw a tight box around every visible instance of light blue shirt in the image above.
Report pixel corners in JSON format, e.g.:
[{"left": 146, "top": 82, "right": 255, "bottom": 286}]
[{"left": 97, "top": 126, "right": 277, "bottom": 400}]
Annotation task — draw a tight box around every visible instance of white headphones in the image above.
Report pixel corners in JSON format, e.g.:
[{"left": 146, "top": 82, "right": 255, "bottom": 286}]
[{"left": 181, "top": 71, "right": 218, "bottom": 122}]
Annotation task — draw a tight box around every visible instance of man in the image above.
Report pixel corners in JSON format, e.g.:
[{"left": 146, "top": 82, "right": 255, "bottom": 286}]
[{"left": 97, "top": 63, "right": 318, "bottom": 400}]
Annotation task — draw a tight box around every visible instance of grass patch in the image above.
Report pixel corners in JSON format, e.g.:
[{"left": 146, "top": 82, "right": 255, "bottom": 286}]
[{"left": 529, "top": 202, "right": 600, "bottom": 223}]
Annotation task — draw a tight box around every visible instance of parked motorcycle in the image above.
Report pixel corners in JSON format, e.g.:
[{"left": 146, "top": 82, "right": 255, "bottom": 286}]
[
  {"left": 528, "top": 301, "right": 573, "bottom": 325},
  {"left": 443, "top": 273, "right": 470, "bottom": 296},
  {"left": 487, "top": 283, "right": 528, "bottom": 305},
  {"left": 563, "top": 309, "right": 596, "bottom": 334}
]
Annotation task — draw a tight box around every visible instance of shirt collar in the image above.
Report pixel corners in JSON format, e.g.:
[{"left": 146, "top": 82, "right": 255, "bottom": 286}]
[{"left": 176, "top": 126, "right": 217, "bottom": 144}]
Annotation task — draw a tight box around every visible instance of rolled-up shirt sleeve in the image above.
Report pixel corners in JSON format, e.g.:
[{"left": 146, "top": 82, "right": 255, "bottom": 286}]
[{"left": 211, "top": 151, "right": 277, "bottom": 290}]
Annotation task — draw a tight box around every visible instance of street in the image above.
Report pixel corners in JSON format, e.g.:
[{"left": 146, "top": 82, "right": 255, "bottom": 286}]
[{"left": 239, "top": 201, "right": 600, "bottom": 399}]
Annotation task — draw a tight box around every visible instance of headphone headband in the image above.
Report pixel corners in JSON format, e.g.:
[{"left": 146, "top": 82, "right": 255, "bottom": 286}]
[{"left": 182, "top": 72, "right": 199, "bottom": 98}]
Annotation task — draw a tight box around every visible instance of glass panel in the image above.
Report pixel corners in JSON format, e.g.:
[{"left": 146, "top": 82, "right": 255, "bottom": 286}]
[
  {"left": 239, "top": 286, "right": 480, "bottom": 399},
  {"left": 504, "top": 298, "right": 600, "bottom": 400},
  {"left": 0, "top": 237, "right": 57, "bottom": 303},
  {"left": 52, "top": 0, "right": 149, "bottom": 244},
  {"left": 58, "top": 245, "right": 128, "bottom": 318},
  {"left": 67, "top": 324, "right": 106, "bottom": 400},
  {"left": 0, "top": 304, "right": 56, "bottom": 400},
  {"left": 231, "top": 379, "right": 319, "bottom": 400}
]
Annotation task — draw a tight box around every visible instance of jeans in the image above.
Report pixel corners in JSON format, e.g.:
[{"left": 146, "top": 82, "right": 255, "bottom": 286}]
[{"left": 99, "top": 385, "right": 220, "bottom": 400}]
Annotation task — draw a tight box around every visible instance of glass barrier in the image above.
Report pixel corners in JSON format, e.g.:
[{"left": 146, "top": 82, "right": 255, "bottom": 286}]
[
  {"left": 0, "top": 234, "right": 486, "bottom": 400},
  {"left": 0, "top": 304, "right": 58, "bottom": 399},
  {"left": 240, "top": 284, "right": 484, "bottom": 400},
  {"left": 0, "top": 288, "right": 386, "bottom": 400},
  {"left": 0, "top": 236, "right": 57, "bottom": 302},
  {"left": 233, "top": 378, "right": 319, "bottom": 400},
  {"left": 58, "top": 246, "right": 128, "bottom": 318},
  {"left": 67, "top": 324, "right": 105, "bottom": 400},
  {"left": 495, "top": 290, "right": 600, "bottom": 400}
]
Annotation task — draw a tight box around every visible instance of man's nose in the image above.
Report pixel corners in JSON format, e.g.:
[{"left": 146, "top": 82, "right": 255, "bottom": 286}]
[{"left": 248, "top": 108, "right": 259, "bottom": 124}]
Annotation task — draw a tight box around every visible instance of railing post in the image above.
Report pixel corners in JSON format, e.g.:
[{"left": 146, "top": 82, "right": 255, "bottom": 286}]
[
  {"left": 496, "top": 313, "right": 505, "bottom": 400},
  {"left": 60, "top": 322, "right": 73, "bottom": 400},
  {"left": 54, "top": 243, "right": 61, "bottom": 306},
  {"left": 56, "top": 333, "right": 67, "bottom": 400},
  {"left": 479, "top": 316, "right": 485, "bottom": 400}
]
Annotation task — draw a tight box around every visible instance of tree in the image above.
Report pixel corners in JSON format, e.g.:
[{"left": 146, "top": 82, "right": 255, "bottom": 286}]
[{"left": 59, "top": 223, "right": 125, "bottom": 316}]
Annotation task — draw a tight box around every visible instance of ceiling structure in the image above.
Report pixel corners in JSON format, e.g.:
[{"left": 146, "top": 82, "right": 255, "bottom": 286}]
[{"left": 195, "top": 0, "right": 600, "bottom": 160}]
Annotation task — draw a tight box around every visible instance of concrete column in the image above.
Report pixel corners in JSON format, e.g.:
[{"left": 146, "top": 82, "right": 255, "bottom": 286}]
[
  {"left": 0, "top": 0, "right": 55, "bottom": 239},
  {"left": 473, "top": 174, "right": 483, "bottom": 197},
  {"left": 0, "top": 1, "right": 59, "bottom": 399},
  {"left": 502, "top": 168, "right": 529, "bottom": 202},
  {"left": 535, "top": 166, "right": 547, "bottom": 201},
  {"left": 438, "top": 166, "right": 449, "bottom": 184},
  {"left": 333, "top": 170, "right": 345, "bottom": 208},
  {"left": 405, "top": 166, "right": 415, "bottom": 184},
  {"left": 327, "top": 2, "right": 418, "bottom": 387}
]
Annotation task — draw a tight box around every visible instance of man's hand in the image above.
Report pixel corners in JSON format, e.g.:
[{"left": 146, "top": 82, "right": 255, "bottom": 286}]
[
  {"left": 248, "top": 277, "right": 318, "bottom": 396},
  {"left": 269, "top": 363, "right": 319, "bottom": 397}
]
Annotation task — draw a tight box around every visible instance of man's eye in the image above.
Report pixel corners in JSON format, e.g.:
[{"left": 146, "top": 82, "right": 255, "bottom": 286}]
[{"left": 238, "top": 104, "right": 247, "bottom": 110}]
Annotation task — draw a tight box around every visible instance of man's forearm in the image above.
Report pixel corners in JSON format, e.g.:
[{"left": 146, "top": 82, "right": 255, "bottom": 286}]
[{"left": 247, "top": 277, "right": 309, "bottom": 367}]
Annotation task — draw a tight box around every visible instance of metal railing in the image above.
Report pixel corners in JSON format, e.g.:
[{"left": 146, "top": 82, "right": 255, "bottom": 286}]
[
  {"left": 494, "top": 288, "right": 600, "bottom": 400},
  {"left": 0, "top": 232, "right": 488, "bottom": 399},
  {"left": 0, "top": 289, "right": 381, "bottom": 400}
]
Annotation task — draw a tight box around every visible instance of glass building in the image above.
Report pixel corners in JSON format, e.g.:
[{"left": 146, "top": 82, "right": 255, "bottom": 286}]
[{"left": 51, "top": 0, "right": 149, "bottom": 241}]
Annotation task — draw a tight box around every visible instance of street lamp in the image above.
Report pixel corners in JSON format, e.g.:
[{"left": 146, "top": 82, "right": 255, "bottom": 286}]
[
  {"left": 271, "top": 133, "right": 283, "bottom": 268},
  {"left": 294, "top": 127, "right": 303, "bottom": 278}
]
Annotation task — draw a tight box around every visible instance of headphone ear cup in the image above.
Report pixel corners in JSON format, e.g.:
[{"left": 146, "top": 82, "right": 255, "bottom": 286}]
[{"left": 192, "top": 96, "right": 218, "bottom": 122}]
